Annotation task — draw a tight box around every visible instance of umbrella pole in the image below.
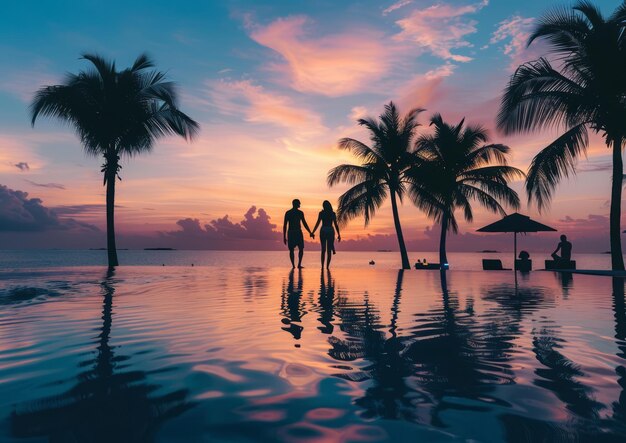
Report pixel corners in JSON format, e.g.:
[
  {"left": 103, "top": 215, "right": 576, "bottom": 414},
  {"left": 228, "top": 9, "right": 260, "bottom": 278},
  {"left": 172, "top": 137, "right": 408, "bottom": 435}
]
[
  {"left": 514, "top": 232, "right": 517, "bottom": 270},
  {"left": 514, "top": 231, "right": 518, "bottom": 291}
]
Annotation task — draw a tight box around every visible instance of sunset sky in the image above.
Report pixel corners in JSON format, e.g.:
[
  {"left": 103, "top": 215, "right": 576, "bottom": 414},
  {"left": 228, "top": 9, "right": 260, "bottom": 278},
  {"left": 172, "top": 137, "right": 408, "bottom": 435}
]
[{"left": 0, "top": 0, "right": 621, "bottom": 251}]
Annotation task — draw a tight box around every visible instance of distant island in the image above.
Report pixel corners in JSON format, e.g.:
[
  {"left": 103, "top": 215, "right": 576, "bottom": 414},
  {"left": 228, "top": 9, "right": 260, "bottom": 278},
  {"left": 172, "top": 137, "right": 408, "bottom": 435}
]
[
  {"left": 377, "top": 249, "right": 392, "bottom": 252},
  {"left": 479, "top": 250, "right": 499, "bottom": 253},
  {"left": 144, "top": 248, "right": 176, "bottom": 251}
]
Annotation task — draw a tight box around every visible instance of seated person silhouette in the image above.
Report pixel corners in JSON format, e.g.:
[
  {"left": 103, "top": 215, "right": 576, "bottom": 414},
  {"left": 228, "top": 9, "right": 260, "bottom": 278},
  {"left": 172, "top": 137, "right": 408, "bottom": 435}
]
[
  {"left": 517, "top": 250, "right": 531, "bottom": 271},
  {"left": 551, "top": 235, "right": 572, "bottom": 264},
  {"left": 283, "top": 199, "right": 313, "bottom": 269}
]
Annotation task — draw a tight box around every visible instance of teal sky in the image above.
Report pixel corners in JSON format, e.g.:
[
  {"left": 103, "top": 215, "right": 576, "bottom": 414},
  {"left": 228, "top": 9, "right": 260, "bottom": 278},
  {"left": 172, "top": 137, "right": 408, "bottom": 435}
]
[{"left": 0, "top": 0, "right": 622, "bottom": 251}]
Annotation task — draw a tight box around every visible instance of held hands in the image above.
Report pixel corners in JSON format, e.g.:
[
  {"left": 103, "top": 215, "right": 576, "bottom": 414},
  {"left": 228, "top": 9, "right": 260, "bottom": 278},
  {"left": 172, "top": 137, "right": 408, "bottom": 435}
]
[
  {"left": 310, "top": 231, "right": 315, "bottom": 239},
  {"left": 338, "top": 235, "right": 341, "bottom": 242}
]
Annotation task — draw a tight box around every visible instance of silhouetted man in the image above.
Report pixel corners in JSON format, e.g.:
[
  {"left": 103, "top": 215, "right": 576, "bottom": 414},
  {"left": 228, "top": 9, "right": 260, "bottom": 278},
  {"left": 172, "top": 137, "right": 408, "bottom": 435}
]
[
  {"left": 552, "top": 234, "right": 572, "bottom": 262},
  {"left": 283, "top": 199, "right": 313, "bottom": 269}
]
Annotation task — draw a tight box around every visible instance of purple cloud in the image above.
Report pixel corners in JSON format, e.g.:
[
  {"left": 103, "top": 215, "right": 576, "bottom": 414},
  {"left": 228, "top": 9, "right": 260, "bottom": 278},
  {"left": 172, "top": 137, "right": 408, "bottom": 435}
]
[
  {"left": 14, "top": 162, "right": 29, "bottom": 172},
  {"left": 0, "top": 184, "right": 99, "bottom": 232},
  {"left": 161, "top": 206, "right": 281, "bottom": 249},
  {"left": 24, "top": 179, "right": 66, "bottom": 190}
]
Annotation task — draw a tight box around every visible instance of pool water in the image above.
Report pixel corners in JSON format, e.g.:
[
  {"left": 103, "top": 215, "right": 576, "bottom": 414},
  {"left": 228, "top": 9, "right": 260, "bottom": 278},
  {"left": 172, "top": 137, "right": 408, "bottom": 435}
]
[{"left": 1, "top": 267, "right": 626, "bottom": 442}]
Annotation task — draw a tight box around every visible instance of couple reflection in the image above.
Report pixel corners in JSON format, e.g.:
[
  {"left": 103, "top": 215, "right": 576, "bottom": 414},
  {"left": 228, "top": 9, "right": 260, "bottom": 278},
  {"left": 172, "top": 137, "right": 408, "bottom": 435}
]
[
  {"left": 10, "top": 269, "right": 193, "bottom": 442},
  {"left": 280, "top": 268, "right": 336, "bottom": 341}
]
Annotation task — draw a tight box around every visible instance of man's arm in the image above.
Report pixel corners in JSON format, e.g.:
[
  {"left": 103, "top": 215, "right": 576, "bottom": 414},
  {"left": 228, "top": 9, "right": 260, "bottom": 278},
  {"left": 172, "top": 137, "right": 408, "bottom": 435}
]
[
  {"left": 301, "top": 212, "right": 313, "bottom": 237},
  {"left": 283, "top": 212, "right": 288, "bottom": 245},
  {"left": 552, "top": 243, "right": 561, "bottom": 255}
]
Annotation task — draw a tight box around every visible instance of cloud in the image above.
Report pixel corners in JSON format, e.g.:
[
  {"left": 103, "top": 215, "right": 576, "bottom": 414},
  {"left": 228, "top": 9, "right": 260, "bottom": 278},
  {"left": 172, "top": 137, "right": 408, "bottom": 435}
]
[
  {"left": 0, "top": 184, "right": 98, "bottom": 232},
  {"left": 248, "top": 16, "right": 396, "bottom": 96},
  {"left": 393, "top": 0, "right": 489, "bottom": 62},
  {"left": 348, "top": 106, "right": 369, "bottom": 121},
  {"left": 396, "top": 63, "right": 457, "bottom": 110},
  {"left": 14, "top": 162, "right": 29, "bottom": 172},
  {"left": 207, "top": 79, "right": 326, "bottom": 136},
  {"left": 24, "top": 179, "right": 65, "bottom": 190},
  {"left": 161, "top": 206, "right": 282, "bottom": 249},
  {"left": 383, "top": 0, "right": 413, "bottom": 15},
  {"left": 51, "top": 204, "right": 124, "bottom": 217},
  {"left": 557, "top": 214, "right": 608, "bottom": 233},
  {"left": 488, "top": 15, "right": 543, "bottom": 69},
  {"left": 578, "top": 159, "right": 612, "bottom": 173},
  {"left": 0, "top": 69, "right": 59, "bottom": 102}
]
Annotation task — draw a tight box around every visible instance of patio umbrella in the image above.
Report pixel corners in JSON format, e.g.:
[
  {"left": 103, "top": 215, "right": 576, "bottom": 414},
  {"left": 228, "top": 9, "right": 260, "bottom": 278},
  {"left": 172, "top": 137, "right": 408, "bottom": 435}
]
[{"left": 477, "top": 212, "right": 556, "bottom": 268}]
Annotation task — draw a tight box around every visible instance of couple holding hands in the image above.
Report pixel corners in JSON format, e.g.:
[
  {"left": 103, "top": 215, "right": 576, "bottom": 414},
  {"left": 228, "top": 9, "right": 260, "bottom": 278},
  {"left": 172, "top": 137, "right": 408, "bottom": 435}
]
[{"left": 283, "top": 199, "right": 341, "bottom": 269}]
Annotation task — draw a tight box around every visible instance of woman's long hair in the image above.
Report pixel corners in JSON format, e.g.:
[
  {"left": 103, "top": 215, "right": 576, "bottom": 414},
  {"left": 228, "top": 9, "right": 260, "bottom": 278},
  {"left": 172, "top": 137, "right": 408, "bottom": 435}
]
[{"left": 322, "top": 200, "right": 333, "bottom": 214}]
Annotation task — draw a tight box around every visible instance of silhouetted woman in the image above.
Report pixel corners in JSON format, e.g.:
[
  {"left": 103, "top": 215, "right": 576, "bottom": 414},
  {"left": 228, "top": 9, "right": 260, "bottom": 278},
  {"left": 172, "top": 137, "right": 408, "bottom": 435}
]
[{"left": 312, "top": 200, "right": 341, "bottom": 268}]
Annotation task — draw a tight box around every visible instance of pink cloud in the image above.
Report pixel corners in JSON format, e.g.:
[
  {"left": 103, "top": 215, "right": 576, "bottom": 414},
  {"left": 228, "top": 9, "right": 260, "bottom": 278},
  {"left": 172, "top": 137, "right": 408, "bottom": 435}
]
[
  {"left": 248, "top": 16, "right": 395, "bottom": 96},
  {"left": 488, "top": 15, "right": 545, "bottom": 70},
  {"left": 207, "top": 79, "right": 326, "bottom": 136},
  {"left": 395, "top": 63, "right": 456, "bottom": 111},
  {"left": 393, "top": 0, "right": 489, "bottom": 62}
]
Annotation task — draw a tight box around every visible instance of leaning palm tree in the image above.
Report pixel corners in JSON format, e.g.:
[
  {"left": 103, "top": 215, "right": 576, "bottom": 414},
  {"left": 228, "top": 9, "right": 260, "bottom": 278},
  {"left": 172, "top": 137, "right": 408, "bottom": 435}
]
[
  {"left": 328, "top": 102, "right": 424, "bottom": 269},
  {"left": 408, "top": 115, "right": 523, "bottom": 267},
  {"left": 497, "top": 1, "right": 626, "bottom": 270},
  {"left": 31, "top": 53, "right": 199, "bottom": 267}
]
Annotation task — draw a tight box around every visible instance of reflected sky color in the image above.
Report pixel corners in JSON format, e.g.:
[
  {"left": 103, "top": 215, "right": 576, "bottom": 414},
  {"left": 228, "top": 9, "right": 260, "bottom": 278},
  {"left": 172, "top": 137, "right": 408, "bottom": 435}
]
[
  {"left": 0, "top": 0, "right": 621, "bottom": 250},
  {"left": 2, "top": 267, "right": 626, "bottom": 441}
]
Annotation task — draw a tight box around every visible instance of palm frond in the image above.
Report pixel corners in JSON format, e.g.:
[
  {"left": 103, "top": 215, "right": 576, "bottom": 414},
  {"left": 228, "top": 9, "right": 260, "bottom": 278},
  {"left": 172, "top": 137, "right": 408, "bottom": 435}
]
[
  {"left": 131, "top": 53, "right": 154, "bottom": 71},
  {"left": 336, "top": 181, "right": 388, "bottom": 226},
  {"left": 459, "top": 184, "right": 508, "bottom": 217},
  {"left": 529, "top": 5, "right": 589, "bottom": 53},
  {"left": 573, "top": 0, "right": 605, "bottom": 28},
  {"left": 497, "top": 58, "right": 589, "bottom": 135},
  {"left": 80, "top": 53, "right": 115, "bottom": 81},
  {"left": 327, "top": 164, "right": 375, "bottom": 187},
  {"left": 526, "top": 123, "right": 589, "bottom": 211},
  {"left": 337, "top": 138, "right": 383, "bottom": 163}
]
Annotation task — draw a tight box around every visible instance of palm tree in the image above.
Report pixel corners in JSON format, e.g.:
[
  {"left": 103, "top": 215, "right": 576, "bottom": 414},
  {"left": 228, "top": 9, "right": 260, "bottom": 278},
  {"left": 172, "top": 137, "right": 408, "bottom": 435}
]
[
  {"left": 497, "top": 1, "right": 626, "bottom": 270},
  {"left": 328, "top": 102, "right": 424, "bottom": 269},
  {"left": 408, "top": 114, "right": 523, "bottom": 267},
  {"left": 30, "top": 53, "right": 199, "bottom": 268}
]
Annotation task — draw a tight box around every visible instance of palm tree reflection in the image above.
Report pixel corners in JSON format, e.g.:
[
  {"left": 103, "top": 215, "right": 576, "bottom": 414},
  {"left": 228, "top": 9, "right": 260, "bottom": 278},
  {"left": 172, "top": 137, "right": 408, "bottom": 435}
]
[
  {"left": 329, "top": 270, "right": 528, "bottom": 427},
  {"left": 10, "top": 269, "right": 193, "bottom": 441},
  {"left": 329, "top": 270, "right": 415, "bottom": 420},
  {"left": 404, "top": 271, "right": 516, "bottom": 427},
  {"left": 612, "top": 277, "right": 626, "bottom": 425}
]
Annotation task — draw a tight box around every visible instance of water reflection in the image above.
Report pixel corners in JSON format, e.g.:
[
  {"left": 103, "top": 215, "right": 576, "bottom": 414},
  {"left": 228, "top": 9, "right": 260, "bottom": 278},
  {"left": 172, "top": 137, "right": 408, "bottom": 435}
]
[
  {"left": 316, "top": 270, "right": 336, "bottom": 334},
  {"left": 552, "top": 271, "right": 574, "bottom": 297},
  {"left": 10, "top": 269, "right": 193, "bottom": 442},
  {"left": 280, "top": 269, "right": 306, "bottom": 341},
  {"left": 330, "top": 270, "right": 415, "bottom": 420},
  {"left": 612, "top": 277, "right": 626, "bottom": 424},
  {"left": 5, "top": 267, "right": 626, "bottom": 441}
]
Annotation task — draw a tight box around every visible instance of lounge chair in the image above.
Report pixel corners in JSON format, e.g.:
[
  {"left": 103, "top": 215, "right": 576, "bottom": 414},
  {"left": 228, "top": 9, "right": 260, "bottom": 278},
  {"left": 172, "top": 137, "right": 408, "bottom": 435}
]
[
  {"left": 515, "top": 259, "right": 532, "bottom": 272},
  {"left": 482, "top": 259, "right": 511, "bottom": 270},
  {"left": 414, "top": 262, "right": 441, "bottom": 270},
  {"left": 545, "top": 260, "right": 576, "bottom": 270}
]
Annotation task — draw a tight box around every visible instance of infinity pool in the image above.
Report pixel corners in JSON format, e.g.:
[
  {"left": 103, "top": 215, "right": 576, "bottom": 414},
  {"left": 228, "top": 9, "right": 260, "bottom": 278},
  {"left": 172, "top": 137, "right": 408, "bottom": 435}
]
[{"left": 1, "top": 267, "right": 625, "bottom": 442}]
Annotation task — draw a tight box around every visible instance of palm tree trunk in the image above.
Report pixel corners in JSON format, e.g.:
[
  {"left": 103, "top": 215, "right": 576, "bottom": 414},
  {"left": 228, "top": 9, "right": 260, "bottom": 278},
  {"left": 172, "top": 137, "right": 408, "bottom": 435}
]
[
  {"left": 389, "top": 189, "right": 410, "bottom": 269},
  {"left": 105, "top": 156, "right": 119, "bottom": 268},
  {"left": 439, "top": 212, "right": 448, "bottom": 268},
  {"left": 610, "top": 138, "right": 625, "bottom": 271}
]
